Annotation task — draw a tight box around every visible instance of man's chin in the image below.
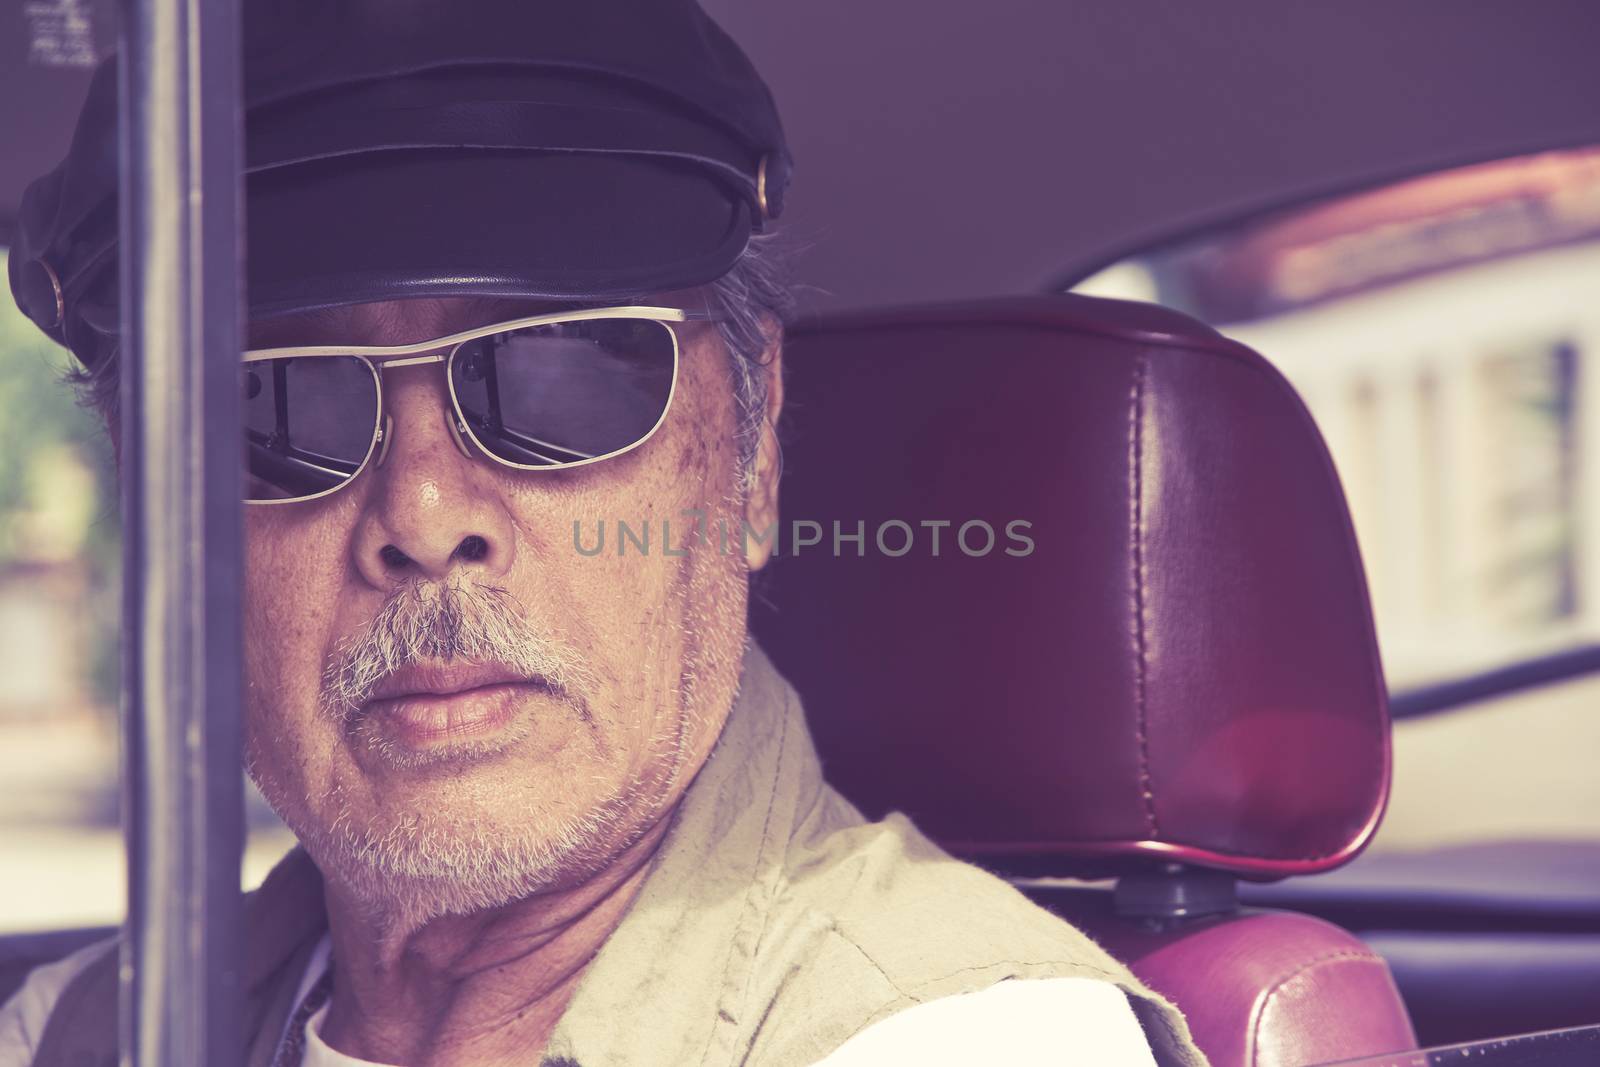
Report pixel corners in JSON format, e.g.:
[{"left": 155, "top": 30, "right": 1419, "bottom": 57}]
[{"left": 277, "top": 786, "right": 649, "bottom": 920}]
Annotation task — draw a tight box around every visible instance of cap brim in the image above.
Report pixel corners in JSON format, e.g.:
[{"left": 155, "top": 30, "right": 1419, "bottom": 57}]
[{"left": 245, "top": 149, "right": 751, "bottom": 319}]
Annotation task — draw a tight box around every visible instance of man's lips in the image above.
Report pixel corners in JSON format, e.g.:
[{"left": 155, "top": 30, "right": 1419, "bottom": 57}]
[
  {"left": 362, "top": 662, "right": 547, "bottom": 748},
  {"left": 368, "top": 662, "right": 540, "bottom": 703}
]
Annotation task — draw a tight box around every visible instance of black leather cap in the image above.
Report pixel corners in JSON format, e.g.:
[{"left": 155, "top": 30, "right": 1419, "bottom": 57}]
[{"left": 8, "top": 0, "right": 791, "bottom": 368}]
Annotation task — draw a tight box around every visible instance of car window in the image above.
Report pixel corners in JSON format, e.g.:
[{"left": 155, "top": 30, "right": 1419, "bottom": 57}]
[
  {"left": 1071, "top": 146, "right": 1600, "bottom": 850},
  {"left": 0, "top": 249, "right": 293, "bottom": 936}
]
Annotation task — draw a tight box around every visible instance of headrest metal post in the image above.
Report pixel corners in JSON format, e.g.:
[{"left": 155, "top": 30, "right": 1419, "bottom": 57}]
[{"left": 1114, "top": 864, "right": 1239, "bottom": 922}]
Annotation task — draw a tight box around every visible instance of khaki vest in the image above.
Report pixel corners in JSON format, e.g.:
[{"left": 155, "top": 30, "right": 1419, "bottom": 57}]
[{"left": 34, "top": 644, "right": 1206, "bottom": 1066}]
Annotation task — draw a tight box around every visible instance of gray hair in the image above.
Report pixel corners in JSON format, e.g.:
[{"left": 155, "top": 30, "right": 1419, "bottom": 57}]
[
  {"left": 702, "top": 233, "right": 794, "bottom": 488},
  {"left": 68, "top": 236, "right": 793, "bottom": 487}
]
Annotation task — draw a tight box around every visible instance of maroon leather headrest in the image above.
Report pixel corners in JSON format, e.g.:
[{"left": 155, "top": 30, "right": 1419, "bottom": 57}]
[{"left": 753, "top": 295, "right": 1390, "bottom": 880}]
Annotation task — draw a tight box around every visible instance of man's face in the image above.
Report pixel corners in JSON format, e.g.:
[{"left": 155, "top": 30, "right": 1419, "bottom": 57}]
[{"left": 239, "top": 295, "right": 780, "bottom": 919}]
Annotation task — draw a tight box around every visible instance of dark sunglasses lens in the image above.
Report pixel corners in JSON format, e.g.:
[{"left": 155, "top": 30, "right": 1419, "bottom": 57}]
[
  {"left": 449, "top": 318, "right": 676, "bottom": 467},
  {"left": 241, "top": 356, "right": 379, "bottom": 501}
]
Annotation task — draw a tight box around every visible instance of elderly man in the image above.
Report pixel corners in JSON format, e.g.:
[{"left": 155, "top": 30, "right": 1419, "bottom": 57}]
[{"left": 1, "top": 2, "right": 1204, "bottom": 1064}]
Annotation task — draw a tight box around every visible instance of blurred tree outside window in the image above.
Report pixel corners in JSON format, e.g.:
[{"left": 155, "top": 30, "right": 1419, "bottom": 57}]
[
  {"left": 0, "top": 250, "right": 297, "bottom": 934},
  {"left": 0, "top": 247, "right": 123, "bottom": 931}
]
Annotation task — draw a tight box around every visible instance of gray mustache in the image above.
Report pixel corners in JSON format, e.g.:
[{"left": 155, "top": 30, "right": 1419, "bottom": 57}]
[{"left": 323, "top": 579, "right": 593, "bottom": 715}]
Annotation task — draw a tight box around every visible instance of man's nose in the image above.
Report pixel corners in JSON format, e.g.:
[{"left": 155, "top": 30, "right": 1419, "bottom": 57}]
[{"left": 351, "top": 369, "right": 515, "bottom": 587}]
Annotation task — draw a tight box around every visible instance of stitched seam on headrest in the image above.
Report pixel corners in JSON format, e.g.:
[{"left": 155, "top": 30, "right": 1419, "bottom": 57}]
[{"left": 1128, "top": 354, "right": 1159, "bottom": 839}]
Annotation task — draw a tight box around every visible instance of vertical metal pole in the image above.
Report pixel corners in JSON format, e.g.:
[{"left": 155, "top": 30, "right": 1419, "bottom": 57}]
[{"left": 117, "top": 0, "right": 246, "bottom": 1063}]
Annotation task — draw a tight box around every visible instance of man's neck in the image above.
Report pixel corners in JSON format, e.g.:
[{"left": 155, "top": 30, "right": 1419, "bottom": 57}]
[{"left": 315, "top": 817, "right": 673, "bottom": 1067}]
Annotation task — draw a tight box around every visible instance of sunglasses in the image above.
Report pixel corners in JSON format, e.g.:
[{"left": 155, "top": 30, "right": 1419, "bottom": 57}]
[{"left": 242, "top": 305, "right": 706, "bottom": 504}]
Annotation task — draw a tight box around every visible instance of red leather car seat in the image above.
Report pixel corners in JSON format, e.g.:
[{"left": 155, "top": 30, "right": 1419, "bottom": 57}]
[{"left": 753, "top": 295, "right": 1418, "bottom": 1067}]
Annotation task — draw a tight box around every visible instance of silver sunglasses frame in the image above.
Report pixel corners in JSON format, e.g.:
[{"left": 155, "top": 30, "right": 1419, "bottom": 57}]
[{"left": 241, "top": 305, "right": 702, "bottom": 506}]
